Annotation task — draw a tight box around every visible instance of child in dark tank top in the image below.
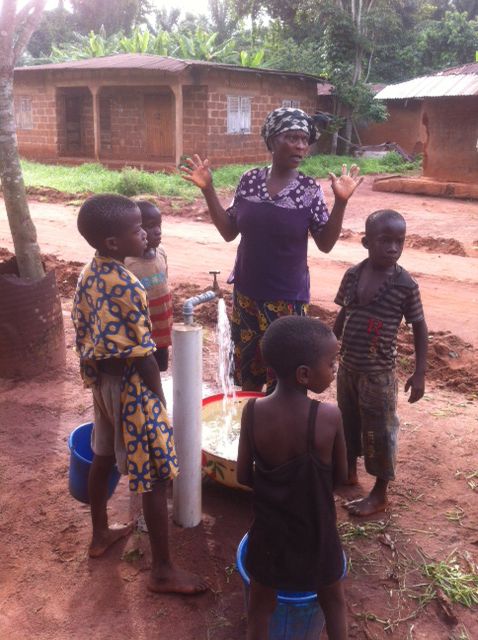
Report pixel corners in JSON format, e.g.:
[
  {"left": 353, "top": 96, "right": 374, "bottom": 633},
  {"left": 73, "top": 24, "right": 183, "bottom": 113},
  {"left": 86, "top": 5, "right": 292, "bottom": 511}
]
[{"left": 237, "top": 315, "right": 348, "bottom": 640}]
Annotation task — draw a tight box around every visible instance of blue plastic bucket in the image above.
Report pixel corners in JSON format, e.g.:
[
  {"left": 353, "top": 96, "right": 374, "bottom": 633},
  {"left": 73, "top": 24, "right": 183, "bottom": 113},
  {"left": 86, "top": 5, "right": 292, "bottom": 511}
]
[
  {"left": 236, "top": 534, "right": 346, "bottom": 639},
  {"left": 68, "top": 422, "right": 121, "bottom": 504}
]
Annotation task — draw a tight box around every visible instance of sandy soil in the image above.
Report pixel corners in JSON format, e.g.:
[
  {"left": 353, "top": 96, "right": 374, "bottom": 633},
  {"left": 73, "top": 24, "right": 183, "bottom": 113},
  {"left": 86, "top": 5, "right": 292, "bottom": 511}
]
[{"left": 0, "top": 177, "right": 477, "bottom": 640}]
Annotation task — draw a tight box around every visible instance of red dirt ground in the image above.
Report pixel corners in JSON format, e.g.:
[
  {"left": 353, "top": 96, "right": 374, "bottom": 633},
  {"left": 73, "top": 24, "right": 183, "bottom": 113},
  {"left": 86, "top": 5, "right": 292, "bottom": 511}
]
[{"left": 1, "top": 177, "right": 477, "bottom": 640}]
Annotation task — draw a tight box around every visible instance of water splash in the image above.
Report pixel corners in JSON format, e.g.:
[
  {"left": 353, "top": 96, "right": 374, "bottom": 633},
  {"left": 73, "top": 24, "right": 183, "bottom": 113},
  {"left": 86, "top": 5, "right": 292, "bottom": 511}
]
[{"left": 214, "top": 297, "right": 237, "bottom": 451}]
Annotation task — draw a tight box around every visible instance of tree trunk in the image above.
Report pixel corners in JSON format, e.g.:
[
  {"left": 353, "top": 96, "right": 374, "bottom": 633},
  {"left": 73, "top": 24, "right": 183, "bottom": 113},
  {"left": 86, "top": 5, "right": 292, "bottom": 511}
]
[
  {"left": 0, "top": 72, "right": 44, "bottom": 280},
  {"left": 344, "top": 117, "right": 353, "bottom": 156}
]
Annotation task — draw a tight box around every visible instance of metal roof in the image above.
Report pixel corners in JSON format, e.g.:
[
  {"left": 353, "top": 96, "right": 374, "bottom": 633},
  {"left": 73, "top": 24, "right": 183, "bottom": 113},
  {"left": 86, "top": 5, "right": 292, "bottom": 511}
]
[
  {"left": 375, "top": 65, "right": 478, "bottom": 100},
  {"left": 15, "top": 52, "right": 324, "bottom": 82},
  {"left": 438, "top": 62, "right": 478, "bottom": 75}
]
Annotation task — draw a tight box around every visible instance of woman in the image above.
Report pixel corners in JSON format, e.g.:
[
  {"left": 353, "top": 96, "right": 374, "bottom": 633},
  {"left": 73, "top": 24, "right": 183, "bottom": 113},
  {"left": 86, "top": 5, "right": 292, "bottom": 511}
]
[{"left": 181, "top": 107, "right": 362, "bottom": 392}]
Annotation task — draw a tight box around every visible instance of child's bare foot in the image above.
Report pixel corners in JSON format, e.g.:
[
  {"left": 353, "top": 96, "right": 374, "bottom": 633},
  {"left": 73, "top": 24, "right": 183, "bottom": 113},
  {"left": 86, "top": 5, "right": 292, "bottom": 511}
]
[
  {"left": 344, "top": 471, "right": 359, "bottom": 486},
  {"left": 147, "top": 565, "right": 208, "bottom": 595},
  {"left": 88, "top": 522, "right": 134, "bottom": 558},
  {"left": 344, "top": 495, "right": 387, "bottom": 517}
]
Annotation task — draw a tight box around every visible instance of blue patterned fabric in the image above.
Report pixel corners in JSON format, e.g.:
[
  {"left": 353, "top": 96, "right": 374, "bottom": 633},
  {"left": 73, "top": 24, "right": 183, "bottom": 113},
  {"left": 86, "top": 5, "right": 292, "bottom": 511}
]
[{"left": 72, "top": 255, "right": 178, "bottom": 493}]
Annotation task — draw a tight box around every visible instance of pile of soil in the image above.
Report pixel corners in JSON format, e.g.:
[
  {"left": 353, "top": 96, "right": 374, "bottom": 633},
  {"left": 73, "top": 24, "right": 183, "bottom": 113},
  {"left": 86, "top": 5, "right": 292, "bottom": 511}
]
[
  {"left": 0, "top": 248, "right": 84, "bottom": 297},
  {"left": 340, "top": 229, "right": 468, "bottom": 256},
  {"left": 398, "top": 328, "right": 478, "bottom": 395},
  {"left": 406, "top": 234, "right": 467, "bottom": 256}
]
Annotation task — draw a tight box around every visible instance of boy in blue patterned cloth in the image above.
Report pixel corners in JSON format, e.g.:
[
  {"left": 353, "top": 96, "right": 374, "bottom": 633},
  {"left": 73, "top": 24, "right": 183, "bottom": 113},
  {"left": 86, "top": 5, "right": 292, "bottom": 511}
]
[
  {"left": 333, "top": 209, "right": 428, "bottom": 517},
  {"left": 72, "top": 194, "right": 206, "bottom": 594}
]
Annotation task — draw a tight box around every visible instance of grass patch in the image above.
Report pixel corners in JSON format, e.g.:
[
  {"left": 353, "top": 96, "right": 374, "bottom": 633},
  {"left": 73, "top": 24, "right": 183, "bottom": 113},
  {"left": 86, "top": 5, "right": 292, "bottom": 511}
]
[
  {"left": 19, "top": 152, "right": 420, "bottom": 198},
  {"left": 338, "top": 519, "right": 389, "bottom": 542},
  {"left": 422, "top": 553, "right": 478, "bottom": 607}
]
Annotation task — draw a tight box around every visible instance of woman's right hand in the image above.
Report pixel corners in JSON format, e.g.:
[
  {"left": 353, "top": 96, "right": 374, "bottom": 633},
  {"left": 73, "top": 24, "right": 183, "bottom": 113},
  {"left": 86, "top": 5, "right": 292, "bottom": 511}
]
[{"left": 180, "top": 154, "right": 213, "bottom": 191}]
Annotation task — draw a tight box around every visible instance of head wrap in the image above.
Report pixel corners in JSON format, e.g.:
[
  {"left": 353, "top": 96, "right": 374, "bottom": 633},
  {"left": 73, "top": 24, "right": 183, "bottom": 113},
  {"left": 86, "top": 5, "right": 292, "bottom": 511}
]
[{"left": 261, "top": 107, "right": 318, "bottom": 150}]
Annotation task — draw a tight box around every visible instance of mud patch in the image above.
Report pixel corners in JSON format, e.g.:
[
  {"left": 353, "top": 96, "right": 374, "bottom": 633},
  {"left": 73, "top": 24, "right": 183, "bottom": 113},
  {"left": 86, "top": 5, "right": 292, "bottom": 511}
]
[
  {"left": 340, "top": 229, "right": 468, "bottom": 256},
  {"left": 406, "top": 234, "right": 467, "bottom": 256},
  {"left": 397, "top": 328, "right": 477, "bottom": 395},
  {"left": 26, "top": 186, "right": 91, "bottom": 203},
  {"left": 171, "top": 283, "right": 233, "bottom": 325},
  {"left": 0, "top": 248, "right": 83, "bottom": 297}
]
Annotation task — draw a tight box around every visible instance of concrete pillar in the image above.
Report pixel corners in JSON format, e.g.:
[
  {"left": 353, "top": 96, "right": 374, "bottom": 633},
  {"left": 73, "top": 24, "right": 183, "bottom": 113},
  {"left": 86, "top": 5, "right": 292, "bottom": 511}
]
[
  {"left": 171, "top": 84, "right": 183, "bottom": 167},
  {"left": 90, "top": 85, "right": 100, "bottom": 161}
]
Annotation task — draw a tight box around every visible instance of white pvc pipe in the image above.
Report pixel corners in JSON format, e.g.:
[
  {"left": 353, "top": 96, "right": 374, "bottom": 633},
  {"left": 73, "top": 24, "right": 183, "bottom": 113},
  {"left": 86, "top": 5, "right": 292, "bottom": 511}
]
[{"left": 172, "top": 323, "right": 203, "bottom": 528}]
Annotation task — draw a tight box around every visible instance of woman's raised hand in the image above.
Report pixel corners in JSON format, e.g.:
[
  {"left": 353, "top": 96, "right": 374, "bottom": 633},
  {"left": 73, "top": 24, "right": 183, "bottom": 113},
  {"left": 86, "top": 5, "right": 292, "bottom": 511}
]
[
  {"left": 180, "top": 154, "right": 213, "bottom": 191},
  {"left": 328, "top": 164, "right": 363, "bottom": 203}
]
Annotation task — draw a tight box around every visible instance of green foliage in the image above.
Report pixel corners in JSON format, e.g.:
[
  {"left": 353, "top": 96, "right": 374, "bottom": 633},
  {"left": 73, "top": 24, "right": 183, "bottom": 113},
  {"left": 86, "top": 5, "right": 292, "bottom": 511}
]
[
  {"left": 69, "top": 0, "right": 148, "bottom": 37},
  {"left": 20, "top": 156, "right": 420, "bottom": 200},
  {"left": 408, "top": 10, "right": 478, "bottom": 74},
  {"left": 239, "top": 48, "right": 264, "bottom": 67},
  {"left": 115, "top": 167, "right": 158, "bottom": 196},
  {"left": 28, "top": 7, "right": 76, "bottom": 58}
]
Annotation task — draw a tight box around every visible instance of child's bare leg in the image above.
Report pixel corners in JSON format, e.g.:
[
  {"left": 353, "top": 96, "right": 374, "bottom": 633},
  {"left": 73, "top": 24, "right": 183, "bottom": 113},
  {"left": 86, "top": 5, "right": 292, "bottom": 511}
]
[
  {"left": 247, "top": 579, "right": 277, "bottom": 640},
  {"left": 317, "top": 579, "right": 347, "bottom": 640},
  {"left": 345, "top": 456, "right": 358, "bottom": 485},
  {"left": 143, "top": 480, "right": 207, "bottom": 594},
  {"left": 88, "top": 454, "right": 132, "bottom": 558},
  {"left": 345, "top": 477, "right": 388, "bottom": 517}
]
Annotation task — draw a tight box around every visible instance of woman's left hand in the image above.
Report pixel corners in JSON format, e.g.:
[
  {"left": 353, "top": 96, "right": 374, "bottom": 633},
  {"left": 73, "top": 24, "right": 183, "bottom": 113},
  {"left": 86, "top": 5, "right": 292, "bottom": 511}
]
[{"left": 329, "top": 164, "right": 363, "bottom": 203}]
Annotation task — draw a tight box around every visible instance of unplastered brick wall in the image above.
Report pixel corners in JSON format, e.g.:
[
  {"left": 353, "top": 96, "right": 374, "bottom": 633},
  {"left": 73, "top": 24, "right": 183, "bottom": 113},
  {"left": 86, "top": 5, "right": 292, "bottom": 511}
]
[
  {"left": 358, "top": 100, "right": 425, "bottom": 155},
  {"left": 422, "top": 97, "right": 478, "bottom": 183},
  {"left": 108, "top": 90, "right": 145, "bottom": 160},
  {"left": 183, "top": 85, "right": 208, "bottom": 159},
  {"left": 14, "top": 81, "right": 57, "bottom": 159},
  {"left": 188, "top": 71, "right": 317, "bottom": 166}
]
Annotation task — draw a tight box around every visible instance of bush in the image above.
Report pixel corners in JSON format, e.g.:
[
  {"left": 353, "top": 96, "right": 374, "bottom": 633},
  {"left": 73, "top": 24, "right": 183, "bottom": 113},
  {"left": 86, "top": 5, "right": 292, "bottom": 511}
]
[{"left": 116, "top": 167, "right": 158, "bottom": 196}]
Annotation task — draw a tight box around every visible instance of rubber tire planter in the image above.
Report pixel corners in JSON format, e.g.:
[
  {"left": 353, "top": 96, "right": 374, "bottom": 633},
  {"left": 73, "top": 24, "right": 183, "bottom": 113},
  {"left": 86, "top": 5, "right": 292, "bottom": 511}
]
[{"left": 0, "top": 269, "right": 66, "bottom": 378}]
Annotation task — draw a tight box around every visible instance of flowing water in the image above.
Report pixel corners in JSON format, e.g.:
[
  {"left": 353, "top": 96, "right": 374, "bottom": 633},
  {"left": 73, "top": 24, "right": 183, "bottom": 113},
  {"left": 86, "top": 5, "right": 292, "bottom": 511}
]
[{"left": 202, "top": 298, "right": 242, "bottom": 460}]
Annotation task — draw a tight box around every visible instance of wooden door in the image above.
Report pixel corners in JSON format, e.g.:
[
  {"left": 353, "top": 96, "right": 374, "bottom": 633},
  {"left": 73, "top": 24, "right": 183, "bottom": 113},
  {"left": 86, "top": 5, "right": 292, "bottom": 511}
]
[
  {"left": 144, "top": 94, "right": 174, "bottom": 160},
  {"left": 65, "top": 96, "right": 82, "bottom": 155}
]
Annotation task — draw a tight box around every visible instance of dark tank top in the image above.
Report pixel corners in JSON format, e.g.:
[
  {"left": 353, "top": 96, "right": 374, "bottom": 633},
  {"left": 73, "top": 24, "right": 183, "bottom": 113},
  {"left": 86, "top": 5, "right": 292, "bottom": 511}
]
[{"left": 244, "top": 398, "right": 344, "bottom": 590}]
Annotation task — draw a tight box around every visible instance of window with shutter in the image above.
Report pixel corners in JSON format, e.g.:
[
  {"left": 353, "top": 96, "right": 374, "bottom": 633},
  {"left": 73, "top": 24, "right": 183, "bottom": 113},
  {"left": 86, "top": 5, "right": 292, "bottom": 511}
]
[
  {"left": 281, "top": 99, "right": 300, "bottom": 109},
  {"left": 227, "top": 96, "right": 251, "bottom": 134},
  {"left": 15, "top": 97, "right": 33, "bottom": 130}
]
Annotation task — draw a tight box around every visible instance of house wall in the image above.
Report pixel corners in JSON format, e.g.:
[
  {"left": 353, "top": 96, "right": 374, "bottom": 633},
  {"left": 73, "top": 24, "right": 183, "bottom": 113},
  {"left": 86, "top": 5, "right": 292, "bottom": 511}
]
[
  {"left": 13, "top": 67, "right": 318, "bottom": 167},
  {"left": 14, "top": 78, "right": 57, "bottom": 159},
  {"left": 105, "top": 89, "right": 145, "bottom": 160},
  {"left": 200, "top": 70, "right": 318, "bottom": 166},
  {"left": 183, "top": 85, "right": 208, "bottom": 161},
  {"left": 358, "top": 100, "right": 425, "bottom": 155},
  {"left": 422, "top": 97, "right": 478, "bottom": 183}
]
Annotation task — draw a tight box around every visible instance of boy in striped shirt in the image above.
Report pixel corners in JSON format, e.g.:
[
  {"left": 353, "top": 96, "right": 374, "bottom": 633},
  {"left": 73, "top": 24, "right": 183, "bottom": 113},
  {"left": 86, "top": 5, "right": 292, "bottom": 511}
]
[
  {"left": 333, "top": 209, "right": 428, "bottom": 516},
  {"left": 126, "top": 201, "right": 173, "bottom": 373}
]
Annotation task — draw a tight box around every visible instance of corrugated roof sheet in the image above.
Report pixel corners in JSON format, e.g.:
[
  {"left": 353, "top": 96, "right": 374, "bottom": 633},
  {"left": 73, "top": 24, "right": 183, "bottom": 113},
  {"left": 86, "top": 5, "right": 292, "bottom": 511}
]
[
  {"left": 15, "top": 52, "right": 324, "bottom": 82},
  {"left": 374, "top": 73, "right": 478, "bottom": 99},
  {"left": 16, "top": 54, "right": 189, "bottom": 73},
  {"left": 438, "top": 62, "right": 478, "bottom": 76}
]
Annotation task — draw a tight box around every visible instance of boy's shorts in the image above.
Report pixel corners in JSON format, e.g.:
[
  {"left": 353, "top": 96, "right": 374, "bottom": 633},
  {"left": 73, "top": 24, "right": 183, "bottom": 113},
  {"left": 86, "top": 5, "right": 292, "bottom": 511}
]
[
  {"left": 91, "top": 372, "right": 128, "bottom": 475},
  {"left": 337, "top": 366, "right": 399, "bottom": 481}
]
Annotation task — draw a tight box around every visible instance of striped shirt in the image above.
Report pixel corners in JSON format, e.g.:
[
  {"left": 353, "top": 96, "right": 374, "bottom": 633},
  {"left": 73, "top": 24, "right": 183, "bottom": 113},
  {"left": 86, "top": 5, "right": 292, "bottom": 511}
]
[
  {"left": 125, "top": 247, "right": 173, "bottom": 348},
  {"left": 335, "top": 260, "right": 424, "bottom": 373}
]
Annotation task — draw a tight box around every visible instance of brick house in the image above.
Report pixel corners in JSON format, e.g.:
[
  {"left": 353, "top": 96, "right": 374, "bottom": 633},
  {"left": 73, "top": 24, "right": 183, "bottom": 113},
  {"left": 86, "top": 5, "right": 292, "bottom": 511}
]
[
  {"left": 370, "top": 62, "right": 478, "bottom": 197},
  {"left": 13, "top": 53, "right": 323, "bottom": 169},
  {"left": 357, "top": 85, "right": 425, "bottom": 157}
]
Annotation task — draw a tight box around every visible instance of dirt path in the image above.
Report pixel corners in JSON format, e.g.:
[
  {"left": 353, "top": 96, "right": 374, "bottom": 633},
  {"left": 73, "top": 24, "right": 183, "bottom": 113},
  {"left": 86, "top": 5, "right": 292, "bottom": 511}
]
[{"left": 1, "top": 178, "right": 478, "bottom": 640}]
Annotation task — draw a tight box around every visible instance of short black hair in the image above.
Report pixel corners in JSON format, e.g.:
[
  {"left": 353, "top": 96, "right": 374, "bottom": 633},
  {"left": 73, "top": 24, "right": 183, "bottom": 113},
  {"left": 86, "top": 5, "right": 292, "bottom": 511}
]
[
  {"left": 261, "top": 316, "right": 334, "bottom": 378},
  {"left": 135, "top": 199, "right": 161, "bottom": 222},
  {"left": 77, "top": 194, "right": 139, "bottom": 249},
  {"left": 365, "top": 209, "right": 405, "bottom": 236}
]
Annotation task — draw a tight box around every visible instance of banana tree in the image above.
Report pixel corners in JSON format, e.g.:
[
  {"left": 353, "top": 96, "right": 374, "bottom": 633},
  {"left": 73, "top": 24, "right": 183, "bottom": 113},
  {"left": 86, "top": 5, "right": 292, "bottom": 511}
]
[{"left": 0, "top": 0, "right": 46, "bottom": 280}]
